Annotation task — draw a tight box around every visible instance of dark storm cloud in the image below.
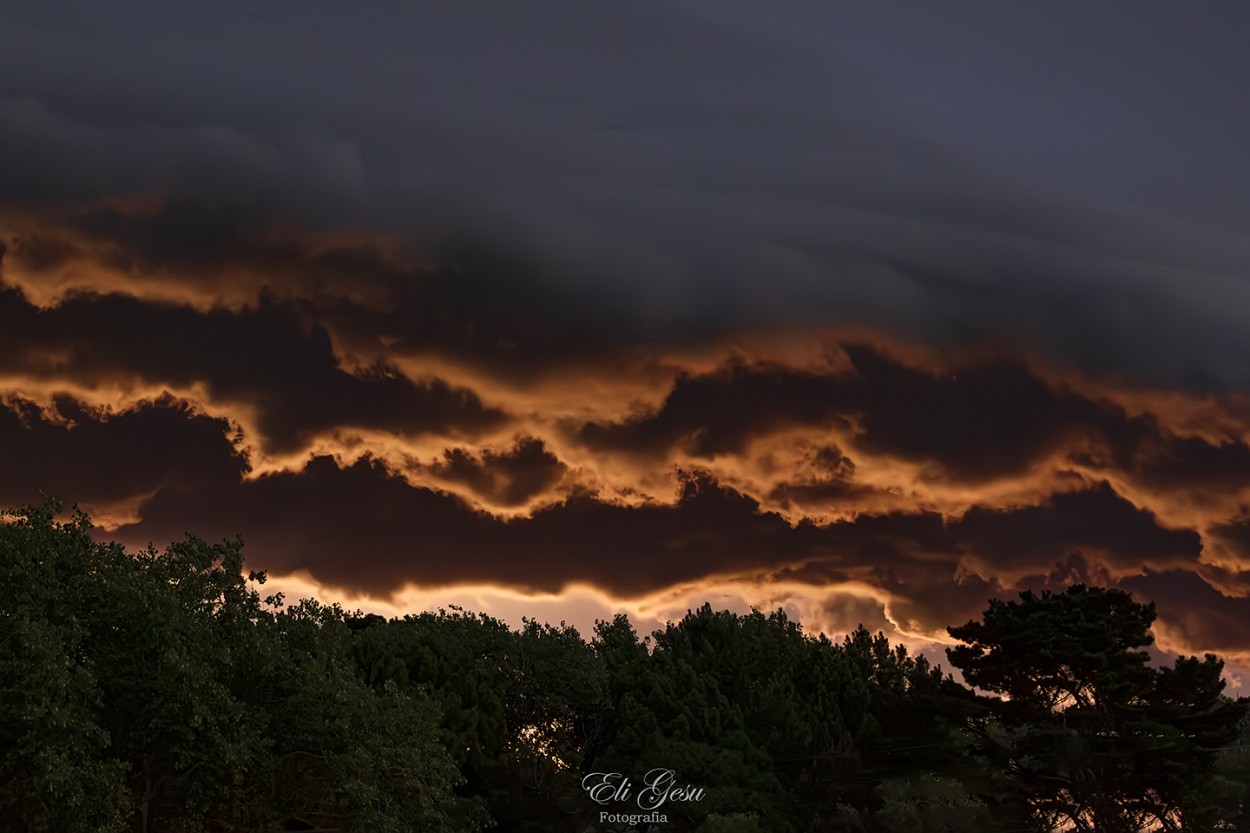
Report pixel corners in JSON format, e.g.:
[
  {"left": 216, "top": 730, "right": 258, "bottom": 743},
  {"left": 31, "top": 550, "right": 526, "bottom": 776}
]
[
  {"left": 0, "top": 282, "right": 505, "bottom": 453},
  {"left": 0, "top": 394, "right": 244, "bottom": 510},
  {"left": 767, "top": 445, "right": 883, "bottom": 509},
  {"left": 574, "top": 363, "right": 854, "bottom": 459},
  {"left": 422, "top": 437, "right": 568, "bottom": 508},
  {"left": 1112, "top": 431, "right": 1250, "bottom": 494},
  {"left": 573, "top": 345, "right": 1114, "bottom": 482},
  {"left": 953, "top": 484, "right": 1202, "bottom": 573},
  {"left": 38, "top": 199, "right": 422, "bottom": 292},
  {"left": 115, "top": 465, "right": 812, "bottom": 596},
  {"left": 4, "top": 2, "right": 1250, "bottom": 388},
  {"left": 111, "top": 449, "right": 1202, "bottom": 616},
  {"left": 818, "top": 593, "right": 895, "bottom": 637},
  {"left": 1065, "top": 407, "right": 1250, "bottom": 498},
  {"left": 879, "top": 563, "right": 1006, "bottom": 639},
  {"left": 807, "top": 485, "right": 1200, "bottom": 630},
  {"left": 843, "top": 346, "right": 1091, "bottom": 481},
  {"left": 1211, "top": 518, "right": 1250, "bottom": 561},
  {"left": 572, "top": 343, "right": 1250, "bottom": 512},
  {"left": 1121, "top": 570, "right": 1250, "bottom": 659},
  {"left": 1, "top": 201, "right": 604, "bottom": 382}
]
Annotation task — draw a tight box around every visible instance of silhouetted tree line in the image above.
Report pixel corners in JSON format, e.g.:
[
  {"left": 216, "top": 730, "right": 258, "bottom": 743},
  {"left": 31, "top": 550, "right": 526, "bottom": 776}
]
[{"left": 2, "top": 502, "right": 1248, "bottom": 832}]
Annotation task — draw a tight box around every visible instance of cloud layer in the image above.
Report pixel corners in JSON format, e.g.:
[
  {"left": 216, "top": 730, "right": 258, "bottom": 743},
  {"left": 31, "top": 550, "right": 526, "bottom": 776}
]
[
  {"left": 5, "top": 2, "right": 1250, "bottom": 387},
  {"left": 2, "top": 2, "right": 1250, "bottom": 685},
  {"left": 2, "top": 255, "right": 1248, "bottom": 667}
]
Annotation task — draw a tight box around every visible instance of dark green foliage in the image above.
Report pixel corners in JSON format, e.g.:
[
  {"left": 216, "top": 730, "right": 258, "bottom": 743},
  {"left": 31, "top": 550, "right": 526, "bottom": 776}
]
[
  {"left": 1213, "top": 712, "right": 1250, "bottom": 830},
  {"left": 0, "top": 502, "right": 472, "bottom": 833},
  {"left": 585, "top": 605, "right": 971, "bottom": 832},
  {"left": 947, "top": 585, "right": 1249, "bottom": 833},
  {"left": 948, "top": 585, "right": 1157, "bottom": 717},
  {"left": 3, "top": 503, "right": 1246, "bottom": 832},
  {"left": 347, "top": 606, "right": 604, "bottom": 830},
  {"left": 0, "top": 503, "right": 131, "bottom": 833}
]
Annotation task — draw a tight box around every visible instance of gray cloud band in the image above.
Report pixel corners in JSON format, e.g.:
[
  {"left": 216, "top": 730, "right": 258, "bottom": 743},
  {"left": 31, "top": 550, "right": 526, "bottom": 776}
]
[{"left": 4, "top": 2, "right": 1250, "bottom": 390}]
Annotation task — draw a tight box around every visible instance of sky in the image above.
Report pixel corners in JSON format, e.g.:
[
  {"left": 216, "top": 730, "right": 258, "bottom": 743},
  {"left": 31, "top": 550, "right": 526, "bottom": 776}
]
[{"left": 3, "top": 1, "right": 1250, "bottom": 686}]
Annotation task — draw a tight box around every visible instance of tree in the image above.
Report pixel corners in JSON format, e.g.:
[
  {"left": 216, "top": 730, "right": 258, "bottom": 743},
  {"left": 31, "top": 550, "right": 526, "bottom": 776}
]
[
  {"left": 265, "top": 599, "right": 475, "bottom": 833},
  {"left": 0, "top": 501, "right": 474, "bottom": 833},
  {"left": 586, "top": 607, "right": 973, "bottom": 832},
  {"left": 0, "top": 503, "right": 130, "bottom": 833},
  {"left": 947, "top": 585, "right": 1248, "bottom": 832},
  {"left": 948, "top": 585, "right": 1156, "bottom": 718}
]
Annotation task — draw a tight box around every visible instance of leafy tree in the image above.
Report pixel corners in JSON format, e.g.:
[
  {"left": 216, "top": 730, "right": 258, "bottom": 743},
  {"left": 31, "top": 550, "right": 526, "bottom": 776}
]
[
  {"left": 586, "top": 607, "right": 972, "bottom": 832},
  {"left": 1211, "top": 710, "right": 1250, "bottom": 830},
  {"left": 91, "top": 535, "right": 276, "bottom": 832},
  {"left": 0, "top": 502, "right": 473, "bottom": 833},
  {"left": 871, "top": 774, "right": 991, "bottom": 833},
  {"left": 0, "top": 503, "right": 130, "bottom": 833},
  {"left": 8, "top": 499, "right": 1248, "bottom": 833},
  {"left": 947, "top": 585, "right": 1248, "bottom": 832},
  {"left": 265, "top": 599, "right": 474, "bottom": 833},
  {"left": 948, "top": 585, "right": 1157, "bottom": 718},
  {"left": 348, "top": 607, "right": 514, "bottom": 825},
  {"left": 497, "top": 618, "right": 607, "bottom": 827},
  {"left": 588, "top": 608, "right": 782, "bottom": 829}
]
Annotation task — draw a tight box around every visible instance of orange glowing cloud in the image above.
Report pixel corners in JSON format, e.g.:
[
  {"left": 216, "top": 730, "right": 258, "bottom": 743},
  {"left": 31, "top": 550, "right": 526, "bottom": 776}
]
[{"left": 3, "top": 200, "right": 1250, "bottom": 679}]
